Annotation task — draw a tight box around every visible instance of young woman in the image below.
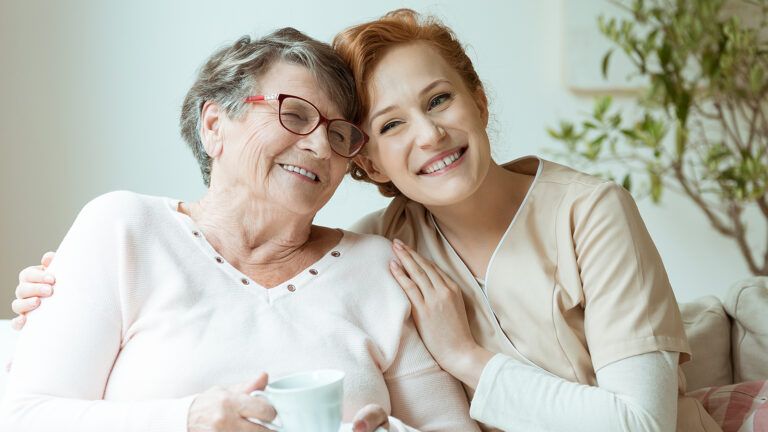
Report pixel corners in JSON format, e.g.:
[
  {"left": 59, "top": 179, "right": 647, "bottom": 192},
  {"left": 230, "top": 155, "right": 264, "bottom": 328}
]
[
  {"left": 12, "top": 9, "right": 721, "bottom": 432},
  {"left": 330, "top": 9, "right": 721, "bottom": 432}
]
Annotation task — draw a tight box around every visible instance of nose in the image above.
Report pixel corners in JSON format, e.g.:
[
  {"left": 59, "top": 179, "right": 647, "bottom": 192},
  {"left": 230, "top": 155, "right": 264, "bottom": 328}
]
[
  {"left": 296, "top": 123, "right": 332, "bottom": 159},
  {"left": 413, "top": 115, "right": 446, "bottom": 150}
]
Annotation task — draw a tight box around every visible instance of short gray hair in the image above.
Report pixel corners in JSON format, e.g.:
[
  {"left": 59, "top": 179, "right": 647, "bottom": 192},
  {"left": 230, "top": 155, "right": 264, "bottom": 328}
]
[{"left": 180, "top": 28, "right": 360, "bottom": 186}]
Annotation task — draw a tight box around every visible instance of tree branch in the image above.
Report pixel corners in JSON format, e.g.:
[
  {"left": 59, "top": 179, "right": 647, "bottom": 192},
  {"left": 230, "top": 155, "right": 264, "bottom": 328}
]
[
  {"left": 671, "top": 161, "right": 736, "bottom": 236},
  {"left": 727, "top": 202, "right": 765, "bottom": 275}
]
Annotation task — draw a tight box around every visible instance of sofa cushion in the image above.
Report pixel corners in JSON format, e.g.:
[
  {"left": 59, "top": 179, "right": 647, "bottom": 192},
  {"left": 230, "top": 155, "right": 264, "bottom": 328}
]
[
  {"left": 679, "top": 296, "right": 733, "bottom": 391},
  {"left": 724, "top": 277, "right": 768, "bottom": 383},
  {"left": 688, "top": 380, "right": 768, "bottom": 432}
]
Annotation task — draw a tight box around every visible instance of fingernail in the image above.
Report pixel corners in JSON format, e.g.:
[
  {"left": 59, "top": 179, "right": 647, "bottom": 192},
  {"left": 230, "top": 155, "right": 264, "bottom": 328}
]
[
  {"left": 393, "top": 241, "right": 403, "bottom": 250},
  {"left": 41, "top": 286, "right": 52, "bottom": 295},
  {"left": 44, "top": 275, "right": 55, "bottom": 284}
]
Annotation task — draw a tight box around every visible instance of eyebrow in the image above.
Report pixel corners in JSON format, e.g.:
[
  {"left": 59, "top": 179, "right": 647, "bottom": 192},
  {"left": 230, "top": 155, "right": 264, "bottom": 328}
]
[{"left": 368, "top": 79, "right": 451, "bottom": 126}]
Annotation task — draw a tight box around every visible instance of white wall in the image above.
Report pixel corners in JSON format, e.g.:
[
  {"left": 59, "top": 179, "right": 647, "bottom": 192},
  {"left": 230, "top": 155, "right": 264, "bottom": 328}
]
[{"left": 0, "top": 0, "right": 759, "bottom": 319}]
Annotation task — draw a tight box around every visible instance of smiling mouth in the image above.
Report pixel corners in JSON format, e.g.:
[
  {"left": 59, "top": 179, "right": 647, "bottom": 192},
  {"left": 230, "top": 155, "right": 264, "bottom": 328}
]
[
  {"left": 418, "top": 147, "right": 467, "bottom": 175},
  {"left": 279, "top": 164, "right": 319, "bottom": 182}
]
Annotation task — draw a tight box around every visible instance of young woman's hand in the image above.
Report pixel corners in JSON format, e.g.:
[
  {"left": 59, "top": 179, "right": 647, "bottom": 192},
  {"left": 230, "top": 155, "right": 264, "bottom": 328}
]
[
  {"left": 390, "top": 239, "right": 493, "bottom": 389},
  {"left": 352, "top": 404, "right": 390, "bottom": 432},
  {"left": 11, "top": 251, "right": 56, "bottom": 330}
]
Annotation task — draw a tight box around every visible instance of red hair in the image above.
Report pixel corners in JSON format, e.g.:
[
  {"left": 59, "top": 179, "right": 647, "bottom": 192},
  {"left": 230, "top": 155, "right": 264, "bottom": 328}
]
[{"left": 333, "top": 9, "right": 486, "bottom": 197}]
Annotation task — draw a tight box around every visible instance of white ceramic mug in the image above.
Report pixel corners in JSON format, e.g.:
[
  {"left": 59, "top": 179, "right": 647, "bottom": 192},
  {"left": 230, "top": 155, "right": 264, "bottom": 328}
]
[{"left": 249, "top": 369, "right": 345, "bottom": 432}]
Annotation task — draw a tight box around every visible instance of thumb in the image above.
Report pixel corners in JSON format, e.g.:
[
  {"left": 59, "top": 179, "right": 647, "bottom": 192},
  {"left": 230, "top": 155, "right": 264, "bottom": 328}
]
[
  {"left": 229, "top": 372, "right": 269, "bottom": 395},
  {"left": 41, "top": 251, "right": 56, "bottom": 268}
]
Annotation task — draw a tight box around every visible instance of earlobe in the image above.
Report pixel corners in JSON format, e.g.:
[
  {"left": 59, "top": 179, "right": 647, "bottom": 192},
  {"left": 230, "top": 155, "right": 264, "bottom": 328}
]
[
  {"left": 200, "top": 101, "right": 223, "bottom": 158},
  {"left": 353, "top": 154, "right": 391, "bottom": 183}
]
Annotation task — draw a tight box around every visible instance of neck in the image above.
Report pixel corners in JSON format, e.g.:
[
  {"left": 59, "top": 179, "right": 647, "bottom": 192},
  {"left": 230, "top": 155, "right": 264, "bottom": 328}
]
[
  {"left": 182, "top": 185, "right": 316, "bottom": 266},
  {"left": 425, "top": 161, "right": 530, "bottom": 248}
]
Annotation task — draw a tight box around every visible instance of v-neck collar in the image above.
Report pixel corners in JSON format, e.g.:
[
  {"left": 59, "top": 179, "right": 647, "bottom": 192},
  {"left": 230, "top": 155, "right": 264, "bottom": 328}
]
[
  {"left": 428, "top": 156, "right": 544, "bottom": 292},
  {"left": 167, "top": 197, "right": 349, "bottom": 303}
]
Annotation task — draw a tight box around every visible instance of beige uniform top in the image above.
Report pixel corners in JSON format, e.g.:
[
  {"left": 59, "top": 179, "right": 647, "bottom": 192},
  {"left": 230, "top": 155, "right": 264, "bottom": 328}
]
[{"left": 353, "top": 157, "right": 720, "bottom": 431}]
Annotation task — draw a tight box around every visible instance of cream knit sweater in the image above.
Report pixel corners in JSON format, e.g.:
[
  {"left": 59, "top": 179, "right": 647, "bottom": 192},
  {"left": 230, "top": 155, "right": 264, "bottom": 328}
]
[{"left": 0, "top": 191, "right": 478, "bottom": 432}]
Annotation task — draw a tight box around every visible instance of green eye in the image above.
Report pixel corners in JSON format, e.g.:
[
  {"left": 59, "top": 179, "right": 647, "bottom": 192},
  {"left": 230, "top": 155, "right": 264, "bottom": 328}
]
[
  {"left": 428, "top": 93, "right": 452, "bottom": 110},
  {"left": 380, "top": 120, "right": 402, "bottom": 134}
]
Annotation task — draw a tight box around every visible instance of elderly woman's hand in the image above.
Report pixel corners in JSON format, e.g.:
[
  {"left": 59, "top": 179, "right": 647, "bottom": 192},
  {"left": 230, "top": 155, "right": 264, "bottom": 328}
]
[
  {"left": 188, "top": 373, "right": 277, "bottom": 432},
  {"left": 11, "top": 251, "right": 57, "bottom": 330},
  {"left": 352, "top": 404, "right": 390, "bottom": 432}
]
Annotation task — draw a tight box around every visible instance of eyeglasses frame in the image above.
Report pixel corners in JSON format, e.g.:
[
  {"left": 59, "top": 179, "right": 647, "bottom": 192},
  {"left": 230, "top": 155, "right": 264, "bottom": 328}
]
[{"left": 243, "top": 93, "right": 368, "bottom": 158}]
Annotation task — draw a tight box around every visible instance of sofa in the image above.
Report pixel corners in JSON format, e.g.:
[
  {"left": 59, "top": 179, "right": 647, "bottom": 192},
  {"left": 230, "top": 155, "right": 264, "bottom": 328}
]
[
  {"left": 678, "top": 277, "right": 768, "bottom": 391},
  {"left": 0, "top": 278, "right": 766, "bottom": 413}
]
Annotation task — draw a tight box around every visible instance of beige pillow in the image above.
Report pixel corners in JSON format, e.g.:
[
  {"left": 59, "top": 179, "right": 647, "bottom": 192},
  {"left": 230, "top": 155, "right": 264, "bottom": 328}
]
[
  {"left": 679, "top": 296, "right": 733, "bottom": 391},
  {"left": 724, "top": 277, "right": 768, "bottom": 383}
]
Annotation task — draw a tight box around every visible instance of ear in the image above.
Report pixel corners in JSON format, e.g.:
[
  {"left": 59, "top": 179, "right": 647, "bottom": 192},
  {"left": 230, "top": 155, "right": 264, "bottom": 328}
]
[
  {"left": 200, "top": 101, "right": 224, "bottom": 158},
  {"left": 473, "top": 87, "right": 489, "bottom": 126},
  {"left": 353, "top": 153, "right": 391, "bottom": 183}
]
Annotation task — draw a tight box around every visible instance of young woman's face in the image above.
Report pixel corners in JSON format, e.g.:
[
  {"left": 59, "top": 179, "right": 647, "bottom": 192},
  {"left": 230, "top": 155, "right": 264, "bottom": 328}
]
[{"left": 360, "top": 42, "right": 492, "bottom": 207}]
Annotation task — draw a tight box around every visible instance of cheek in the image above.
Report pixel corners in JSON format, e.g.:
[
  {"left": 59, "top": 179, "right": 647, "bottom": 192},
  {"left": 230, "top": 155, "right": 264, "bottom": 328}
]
[
  {"left": 371, "top": 138, "right": 410, "bottom": 176},
  {"left": 330, "top": 158, "right": 348, "bottom": 181}
]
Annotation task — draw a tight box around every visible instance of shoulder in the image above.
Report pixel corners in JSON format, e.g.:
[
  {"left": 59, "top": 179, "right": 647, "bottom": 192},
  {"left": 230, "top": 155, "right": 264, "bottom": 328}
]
[
  {"left": 349, "top": 207, "right": 389, "bottom": 236},
  {"left": 340, "top": 230, "right": 394, "bottom": 263},
  {"left": 519, "top": 158, "right": 633, "bottom": 211},
  {"left": 72, "top": 191, "right": 172, "bottom": 233},
  {"left": 80, "top": 191, "right": 167, "bottom": 217},
  {"left": 349, "top": 196, "right": 425, "bottom": 242},
  {"left": 537, "top": 159, "right": 606, "bottom": 186}
]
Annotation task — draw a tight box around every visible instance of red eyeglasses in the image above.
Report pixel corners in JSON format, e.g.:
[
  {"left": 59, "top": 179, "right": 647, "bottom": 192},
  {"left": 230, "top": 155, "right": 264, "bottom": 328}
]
[{"left": 244, "top": 94, "right": 368, "bottom": 158}]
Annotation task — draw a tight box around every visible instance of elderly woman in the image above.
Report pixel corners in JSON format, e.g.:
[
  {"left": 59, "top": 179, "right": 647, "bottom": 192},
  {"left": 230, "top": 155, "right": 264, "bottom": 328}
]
[{"left": 0, "top": 28, "right": 478, "bottom": 432}]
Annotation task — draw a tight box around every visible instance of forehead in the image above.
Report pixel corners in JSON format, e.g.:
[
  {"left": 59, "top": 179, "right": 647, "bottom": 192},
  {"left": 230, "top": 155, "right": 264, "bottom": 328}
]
[
  {"left": 367, "top": 42, "right": 465, "bottom": 107},
  {"left": 258, "top": 61, "right": 343, "bottom": 118}
]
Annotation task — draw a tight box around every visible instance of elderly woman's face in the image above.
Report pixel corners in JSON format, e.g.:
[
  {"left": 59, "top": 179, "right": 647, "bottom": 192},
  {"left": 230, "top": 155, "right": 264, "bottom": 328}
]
[{"left": 213, "top": 62, "right": 349, "bottom": 216}]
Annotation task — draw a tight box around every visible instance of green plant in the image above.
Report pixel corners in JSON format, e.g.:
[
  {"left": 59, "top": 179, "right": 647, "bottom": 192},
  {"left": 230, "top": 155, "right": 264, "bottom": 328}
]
[{"left": 549, "top": 0, "right": 768, "bottom": 275}]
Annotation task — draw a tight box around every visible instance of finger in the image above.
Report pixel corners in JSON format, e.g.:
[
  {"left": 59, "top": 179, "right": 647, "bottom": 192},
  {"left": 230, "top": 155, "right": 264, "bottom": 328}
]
[
  {"left": 390, "top": 260, "right": 424, "bottom": 305},
  {"left": 238, "top": 393, "right": 277, "bottom": 424},
  {"left": 10, "top": 315, "right": 26, "bottom": 331},
  {"left": 11, "top": 297, "right": 40, "bottom": 315},
  {"left": 392, "top": 243, "right": 434, "bottom": 291},
  {"left": 353, "top": 404, "right": 389, "bottom": 432},
  {"left": 432, "top": 265, "right": 462, "bottom": 294},
  {"left": 18, "top": 266, "right": 55, "bottom": 285},
  {"left": 15, "top": 282, "right": 53, "bottom": 300},
  {"left": 41, "top": 251, "right": 56, "bottom": 268},
  {"left": 394, "top": 240, "right": 447, "bottom": 288},
  {"left": 237, "top": 418, "right": 275, "bottom": 431},
  {"left": 229, "top": 372, "right": 269, "bottom": 395}
]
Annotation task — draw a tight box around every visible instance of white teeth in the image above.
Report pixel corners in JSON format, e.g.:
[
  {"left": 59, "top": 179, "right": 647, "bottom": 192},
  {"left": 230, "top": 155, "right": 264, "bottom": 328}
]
[
  {"left": 280, "top": 164, "right": 318, "bottom": 181},
  {"left": 422, "top": 150, "right": 462, "bottom": 174}
]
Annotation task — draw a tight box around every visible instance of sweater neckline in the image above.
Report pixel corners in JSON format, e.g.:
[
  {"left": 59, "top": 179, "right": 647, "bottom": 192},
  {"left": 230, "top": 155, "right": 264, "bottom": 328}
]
[{"left": 164, "top": 197, "right": 350, "bottom": 302}]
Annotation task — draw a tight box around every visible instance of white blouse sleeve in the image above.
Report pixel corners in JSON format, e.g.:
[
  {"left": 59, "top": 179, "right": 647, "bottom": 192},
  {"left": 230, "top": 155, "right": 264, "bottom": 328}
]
[{"left": 469, "top": 351, "right": 679, "bottom": 432}]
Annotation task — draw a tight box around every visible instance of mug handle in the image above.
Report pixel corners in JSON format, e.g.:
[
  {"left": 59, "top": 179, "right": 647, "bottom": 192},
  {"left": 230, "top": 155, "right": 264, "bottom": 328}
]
[{"left": 248, "top": 390, "right": 282, "bottom": 431}]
